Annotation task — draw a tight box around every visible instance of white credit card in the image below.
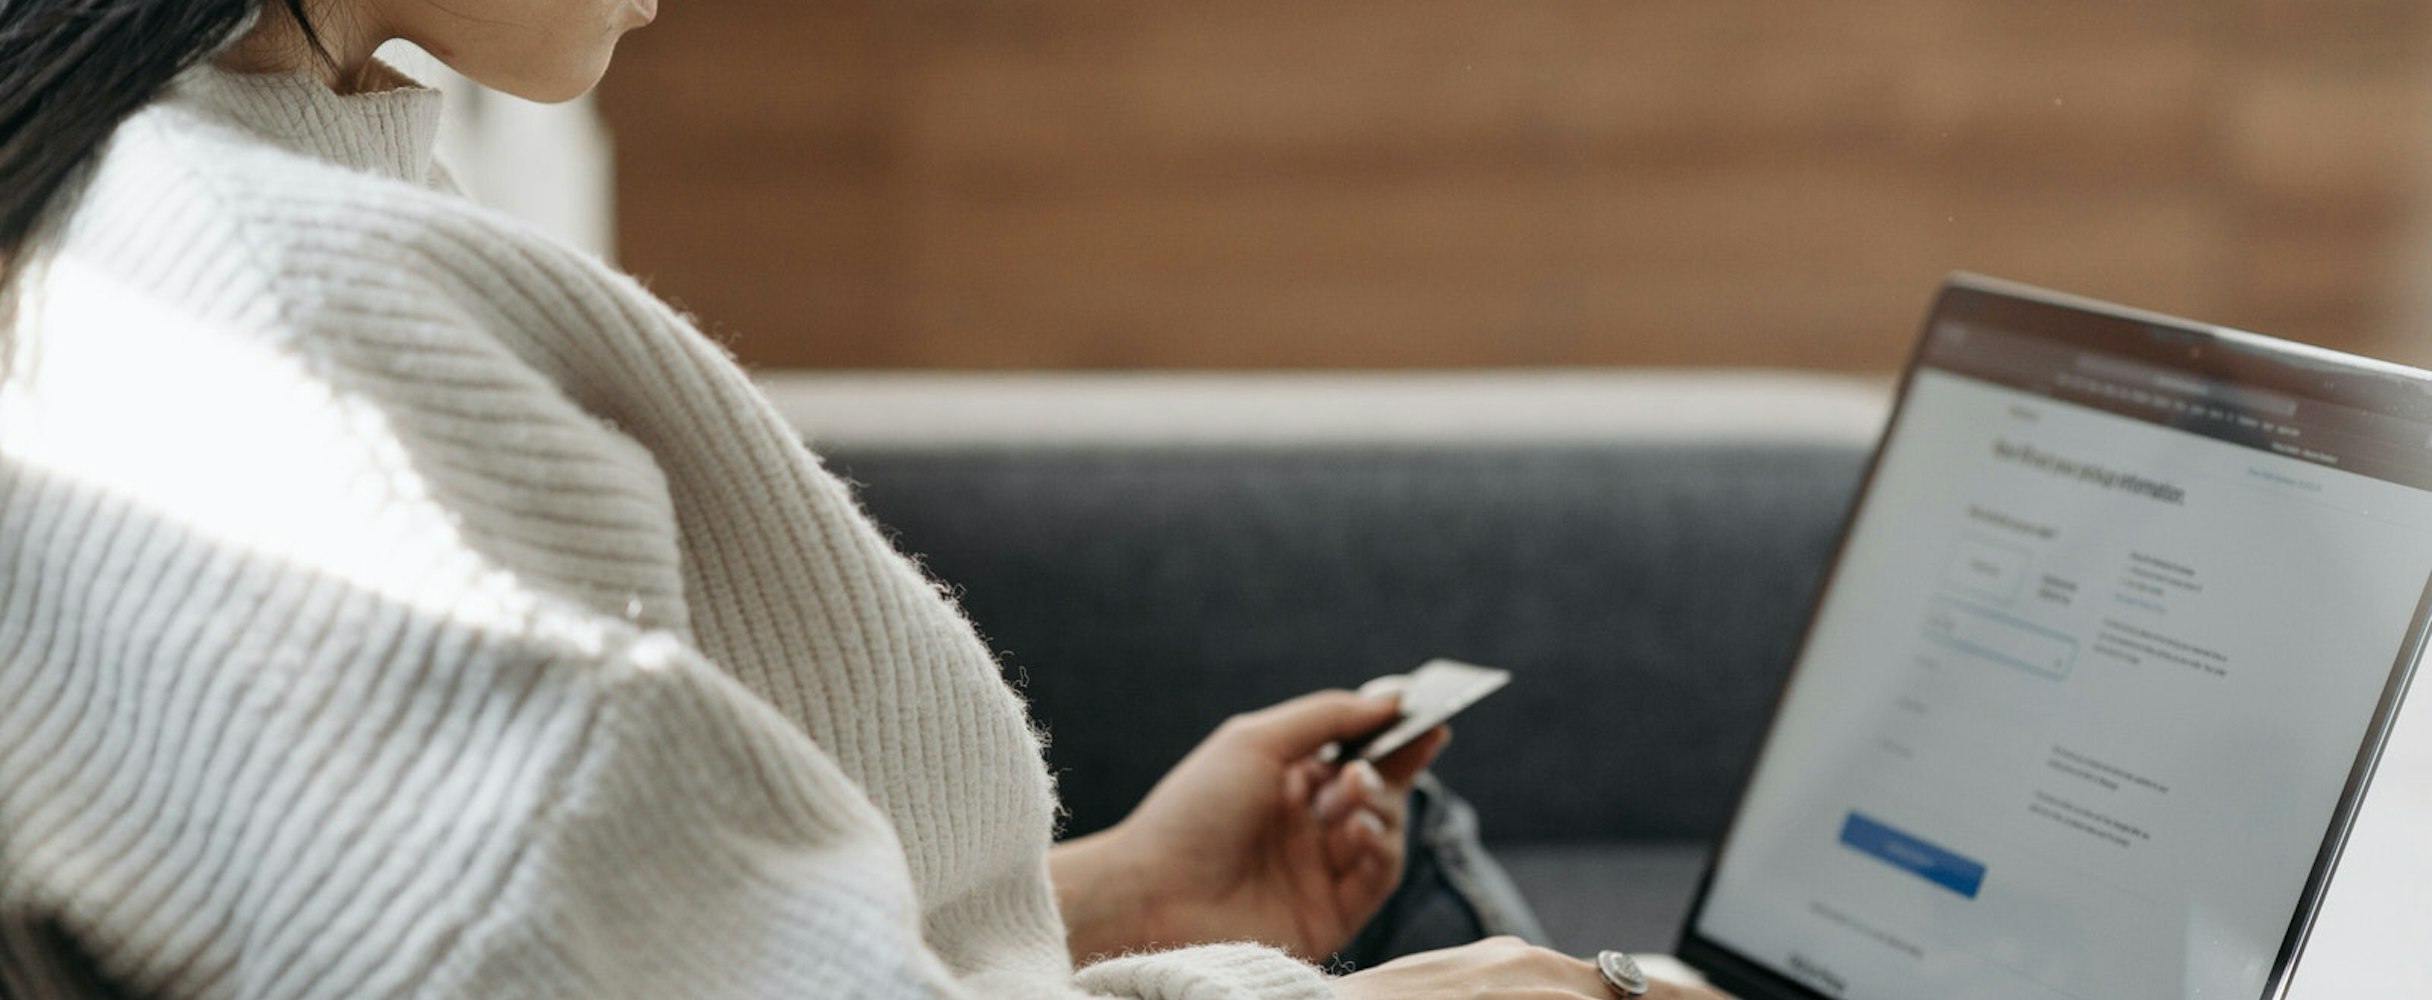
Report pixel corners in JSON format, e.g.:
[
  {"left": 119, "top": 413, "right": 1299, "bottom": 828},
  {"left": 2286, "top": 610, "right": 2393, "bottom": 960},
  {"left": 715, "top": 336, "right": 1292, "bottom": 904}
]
[{"left": 1336, "top": 659, "right": 1512, "bottom": 762}]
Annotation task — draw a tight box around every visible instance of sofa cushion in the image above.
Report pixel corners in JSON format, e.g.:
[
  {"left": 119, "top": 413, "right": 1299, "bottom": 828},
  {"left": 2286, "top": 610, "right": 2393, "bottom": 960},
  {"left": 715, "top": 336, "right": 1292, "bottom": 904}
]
[
  {"left": 779, "top": 371, "right": 1884, "bottom": 844},
  {"left": 821, "top": 441, "right": 1866, "bottom": 842}
]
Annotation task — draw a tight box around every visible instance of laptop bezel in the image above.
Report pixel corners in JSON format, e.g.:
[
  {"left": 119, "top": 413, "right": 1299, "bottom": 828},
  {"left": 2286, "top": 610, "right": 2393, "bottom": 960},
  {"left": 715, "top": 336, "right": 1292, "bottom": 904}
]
[{"left": 1671, "top": 273, "right": 2432, "bottom": 1000}]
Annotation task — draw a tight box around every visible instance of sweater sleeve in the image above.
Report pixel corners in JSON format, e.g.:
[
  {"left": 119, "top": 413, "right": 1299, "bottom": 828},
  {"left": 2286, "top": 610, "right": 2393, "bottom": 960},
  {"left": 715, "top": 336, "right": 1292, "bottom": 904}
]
[
  {"left": 412, "top": 627, "right": 1340, "bottom": 1000},
  {"left": 293, "top": 253, "right": 1346, "bottom": 1000},
  {"left": 411, "top": 626, "right": 963, "bottom": 997},
  {"left": 4, "top": 111, "right": 1343, "bottom": 998},
  {"left": 1076, "top": 946, "right": 1338, "bottom": 1000}
]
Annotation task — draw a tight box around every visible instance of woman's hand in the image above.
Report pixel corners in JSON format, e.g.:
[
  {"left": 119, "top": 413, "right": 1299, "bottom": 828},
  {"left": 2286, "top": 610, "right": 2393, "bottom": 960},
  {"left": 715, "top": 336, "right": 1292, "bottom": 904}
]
[
  {"left": 1337, "top": 937, "right": 1735, "bottom": 1000},
  {"left": 1052, "top": 689, "right": 1448, "bottom": 961}
]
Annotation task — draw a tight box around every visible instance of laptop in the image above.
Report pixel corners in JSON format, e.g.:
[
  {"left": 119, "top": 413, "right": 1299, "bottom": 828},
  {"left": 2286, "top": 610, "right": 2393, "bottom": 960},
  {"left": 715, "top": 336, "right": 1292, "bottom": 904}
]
[{"left": 1669, "top": 274, "right": 2432, "bottom": 1000}]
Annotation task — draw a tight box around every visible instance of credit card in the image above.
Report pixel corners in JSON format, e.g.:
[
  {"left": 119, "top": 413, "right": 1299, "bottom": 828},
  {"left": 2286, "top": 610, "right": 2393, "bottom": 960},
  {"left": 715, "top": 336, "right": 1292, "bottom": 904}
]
[{"left": 1330, "top": 659, "right": 1511, "bottom": 762}]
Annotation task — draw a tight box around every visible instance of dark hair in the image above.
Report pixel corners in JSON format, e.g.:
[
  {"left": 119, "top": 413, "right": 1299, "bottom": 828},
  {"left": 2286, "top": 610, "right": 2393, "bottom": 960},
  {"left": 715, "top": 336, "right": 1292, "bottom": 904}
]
[{"left": 0, "top": 0, "right": 329, "bottom": 257}]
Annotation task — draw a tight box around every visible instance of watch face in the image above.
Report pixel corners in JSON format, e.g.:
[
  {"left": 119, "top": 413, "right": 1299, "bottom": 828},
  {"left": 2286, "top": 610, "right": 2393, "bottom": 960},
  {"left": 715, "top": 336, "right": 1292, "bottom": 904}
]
[{"left": 1598, "top": 951, "right": 1651, "bottom": 995}]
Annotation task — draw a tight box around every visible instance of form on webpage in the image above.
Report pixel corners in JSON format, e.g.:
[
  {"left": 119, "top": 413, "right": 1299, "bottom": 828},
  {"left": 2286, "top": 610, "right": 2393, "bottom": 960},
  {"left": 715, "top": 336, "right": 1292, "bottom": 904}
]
[{"left": 1695, "top": 351, "right": 2432, "bottom": 1000}]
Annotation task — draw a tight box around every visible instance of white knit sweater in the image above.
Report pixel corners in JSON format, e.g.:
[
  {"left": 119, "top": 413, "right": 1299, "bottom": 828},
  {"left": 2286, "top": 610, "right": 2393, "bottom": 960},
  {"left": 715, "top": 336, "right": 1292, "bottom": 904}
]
[{"left": 0, "top": 63, "right": 1334, "bottom": 1000}]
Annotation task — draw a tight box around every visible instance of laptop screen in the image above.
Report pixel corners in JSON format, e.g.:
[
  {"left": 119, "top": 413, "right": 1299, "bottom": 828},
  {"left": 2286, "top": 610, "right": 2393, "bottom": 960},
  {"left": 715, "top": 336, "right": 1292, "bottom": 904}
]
[{"left": 1681, "top": 279, "right": 2432, "bottom": 1000}]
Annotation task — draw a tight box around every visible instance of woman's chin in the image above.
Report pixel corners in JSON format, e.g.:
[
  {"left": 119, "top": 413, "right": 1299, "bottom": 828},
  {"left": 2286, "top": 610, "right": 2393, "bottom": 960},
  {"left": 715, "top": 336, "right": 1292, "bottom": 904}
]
[{"left": 473, "top": 48, "right": 618, "bottom": 105}]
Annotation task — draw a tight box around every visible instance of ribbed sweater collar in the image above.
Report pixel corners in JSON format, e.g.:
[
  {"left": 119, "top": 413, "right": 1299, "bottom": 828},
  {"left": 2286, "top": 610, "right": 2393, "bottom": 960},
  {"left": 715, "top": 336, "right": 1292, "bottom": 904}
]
[{"left": 166, "top": 60, "right": 443, "bottom": 184}]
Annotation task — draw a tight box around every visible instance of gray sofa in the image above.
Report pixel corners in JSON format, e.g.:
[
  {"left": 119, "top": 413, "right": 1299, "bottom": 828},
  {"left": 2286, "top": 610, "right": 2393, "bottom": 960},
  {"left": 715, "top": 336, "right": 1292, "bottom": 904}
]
[{"left": 763, "top": 370, "right": 1888, "bottom": 957}]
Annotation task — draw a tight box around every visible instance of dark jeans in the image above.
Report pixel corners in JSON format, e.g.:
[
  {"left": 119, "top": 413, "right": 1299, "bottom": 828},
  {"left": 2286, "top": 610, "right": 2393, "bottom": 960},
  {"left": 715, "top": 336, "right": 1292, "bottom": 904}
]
[{"left": 1334, "top": 773, "right": 1549, "bottom": 971}]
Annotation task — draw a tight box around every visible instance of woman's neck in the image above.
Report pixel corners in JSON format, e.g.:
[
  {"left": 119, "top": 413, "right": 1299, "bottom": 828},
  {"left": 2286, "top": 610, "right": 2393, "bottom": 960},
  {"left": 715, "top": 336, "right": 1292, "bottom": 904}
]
[{"left": 216, "top": 4, "right": 392, "bottom": 94}]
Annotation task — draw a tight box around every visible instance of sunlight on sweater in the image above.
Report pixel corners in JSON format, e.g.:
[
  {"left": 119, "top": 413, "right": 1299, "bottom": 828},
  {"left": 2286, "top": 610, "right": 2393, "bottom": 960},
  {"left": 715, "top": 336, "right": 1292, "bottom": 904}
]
[{"left": 0, "top": 255, "right": 607, "bottom": 653}]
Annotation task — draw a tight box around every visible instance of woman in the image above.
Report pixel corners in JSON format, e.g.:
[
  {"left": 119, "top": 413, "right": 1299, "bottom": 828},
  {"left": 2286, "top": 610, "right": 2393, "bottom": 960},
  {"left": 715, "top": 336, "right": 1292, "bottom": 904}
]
[{"left": 0, "top": 0, "right": 1725, "bottom": 997}]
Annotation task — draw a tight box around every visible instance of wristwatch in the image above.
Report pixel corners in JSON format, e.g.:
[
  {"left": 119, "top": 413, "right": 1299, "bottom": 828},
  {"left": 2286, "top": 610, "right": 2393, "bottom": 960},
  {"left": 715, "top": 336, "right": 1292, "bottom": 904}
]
[{"left": 1597, "top": 950, "right": 1651, "bottom": 997}]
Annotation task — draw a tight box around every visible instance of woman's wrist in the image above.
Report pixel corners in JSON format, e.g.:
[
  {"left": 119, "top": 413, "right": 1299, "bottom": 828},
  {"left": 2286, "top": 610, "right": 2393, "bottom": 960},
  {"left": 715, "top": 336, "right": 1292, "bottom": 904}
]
[{"left": 1049, "top": 825, "right": 1164, "bottom": 963}]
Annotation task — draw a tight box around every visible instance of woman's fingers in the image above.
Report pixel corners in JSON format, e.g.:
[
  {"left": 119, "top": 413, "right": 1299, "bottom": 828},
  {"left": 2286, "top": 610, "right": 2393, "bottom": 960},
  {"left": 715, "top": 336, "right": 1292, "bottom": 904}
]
[
  {"left": 1351, "top": 759, "right": 1406, "bottom": 826},
  {"left": 1319, "top": 759, "right": 1404, "bottom": 821},
  {"left": 1311, "top": 768, "right": 1346, "bottom": 822},
  {"left": 1325, "top": 801, "right": 1393, "bottom": 869},
  {"left": 1335, "top": 935, "right": 1626, "bottom": 1000},
  {"left": 1328, "top": 813, "right": 1397, "bottom": 905},
  {"left": 1282, "top": 759, "right": 1317, "bottom": 817},
  {"left": 1312, "top": 759, "right": 1384, "bottom": 819},
  {"left": 1371, "top": 725, "right": 1449, "bottom": 787},
  {"left": 1229, "top": 689, "right": 1402, "bottom": 758},
  {"left": 1312, "top": 758, "right": 1411, "bottom": 873}
]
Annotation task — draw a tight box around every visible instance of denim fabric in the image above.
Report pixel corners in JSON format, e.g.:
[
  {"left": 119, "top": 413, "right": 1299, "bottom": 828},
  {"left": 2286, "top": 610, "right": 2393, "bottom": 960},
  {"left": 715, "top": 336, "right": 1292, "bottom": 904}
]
[{"left": 1335, "top": 774, "right": 1548, "bottom": 969}]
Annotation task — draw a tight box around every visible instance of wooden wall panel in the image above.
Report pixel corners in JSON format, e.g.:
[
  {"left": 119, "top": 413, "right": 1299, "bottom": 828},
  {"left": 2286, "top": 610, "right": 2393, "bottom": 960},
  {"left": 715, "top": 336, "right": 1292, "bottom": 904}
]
[{"left": 598, "top": 0, "right": 2432, "bottom": 370}]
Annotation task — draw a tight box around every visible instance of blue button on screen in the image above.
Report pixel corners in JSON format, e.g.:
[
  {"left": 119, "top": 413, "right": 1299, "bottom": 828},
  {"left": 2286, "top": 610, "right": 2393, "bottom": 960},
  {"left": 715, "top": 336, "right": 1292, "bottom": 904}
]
[{"left": 1838, "top": 811, "right": 1986, "bottom": 898}]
